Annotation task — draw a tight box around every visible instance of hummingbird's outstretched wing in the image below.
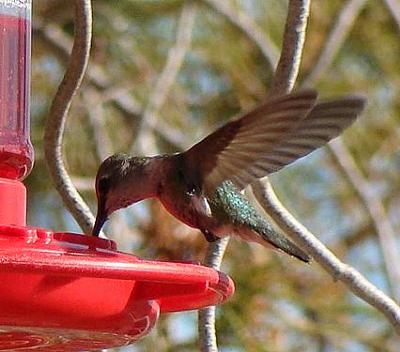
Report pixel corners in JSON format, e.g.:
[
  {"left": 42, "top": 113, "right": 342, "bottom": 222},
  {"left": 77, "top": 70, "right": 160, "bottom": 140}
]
[
  {"left": 233, "top": 96, "right": 367, "bottom": 186},
  {"left": 183, "top": 89, "right": 318, "bottom": 192},
  {"left": 184, "top": 90, "right": 366, "bottom": 191}
]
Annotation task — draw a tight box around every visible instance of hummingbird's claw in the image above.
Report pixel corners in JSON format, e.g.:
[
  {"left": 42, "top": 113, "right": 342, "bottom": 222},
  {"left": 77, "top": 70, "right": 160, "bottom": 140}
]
[{"left": 201, "top": 229, "right": 220, "bottom": 242}]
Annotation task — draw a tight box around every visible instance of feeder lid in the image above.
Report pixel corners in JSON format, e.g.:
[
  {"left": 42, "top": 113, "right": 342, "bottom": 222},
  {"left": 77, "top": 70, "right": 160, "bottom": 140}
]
[{"left": 0, "top": 226, "right": 234, "bottom": 351}]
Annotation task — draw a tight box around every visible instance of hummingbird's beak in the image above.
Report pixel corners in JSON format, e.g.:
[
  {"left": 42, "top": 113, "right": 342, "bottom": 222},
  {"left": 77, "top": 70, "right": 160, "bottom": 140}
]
[{"left": 92, "top": 197, "right": 107, "bottom": 236}]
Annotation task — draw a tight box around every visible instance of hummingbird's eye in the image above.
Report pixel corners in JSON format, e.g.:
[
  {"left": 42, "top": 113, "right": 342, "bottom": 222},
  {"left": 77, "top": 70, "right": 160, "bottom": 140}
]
[{"left": 97, "top": 176, "right": 111, "bottom": 194}]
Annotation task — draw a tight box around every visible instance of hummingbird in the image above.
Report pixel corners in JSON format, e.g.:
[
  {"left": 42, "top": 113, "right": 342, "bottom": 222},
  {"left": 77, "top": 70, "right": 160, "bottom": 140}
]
[{"left": 92, "top": 89, "right": 366, "bottom": 262}]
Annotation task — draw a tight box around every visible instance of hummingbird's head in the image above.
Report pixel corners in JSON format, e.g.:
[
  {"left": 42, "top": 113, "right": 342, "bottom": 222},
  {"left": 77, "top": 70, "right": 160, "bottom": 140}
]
[{"left": 92, "top": 153, "right": 151, "bottom": 236}]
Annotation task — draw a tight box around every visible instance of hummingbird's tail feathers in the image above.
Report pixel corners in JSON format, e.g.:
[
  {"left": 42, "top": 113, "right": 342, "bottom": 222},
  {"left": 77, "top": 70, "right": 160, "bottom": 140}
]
[
  {"left": 242, "top": 225, "right": 310, "bottom": 263},
  {"left": 211, "top": 180, "right": 311, "bottom": 262},
  {"left": 259, "top": 228, "right": 311, "bottom": 263}
]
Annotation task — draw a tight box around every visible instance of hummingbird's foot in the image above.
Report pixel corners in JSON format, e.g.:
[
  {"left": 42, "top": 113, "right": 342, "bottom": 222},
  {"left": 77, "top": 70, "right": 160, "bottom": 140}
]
[{"left": 201, "top": 229, "right": 220, "bottom": 242}]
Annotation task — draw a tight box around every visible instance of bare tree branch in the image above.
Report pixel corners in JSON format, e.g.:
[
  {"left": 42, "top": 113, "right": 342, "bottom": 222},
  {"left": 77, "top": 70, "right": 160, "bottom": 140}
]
[
  {"left": 240, "top": 0, "right": 400, "bottom": 336},
  {"left": 303, "top": 0, "right": 366, "bottom": 85},
  {"left": 83, "top": 88, "right": 114, "bottom": 161},
  {"left": 252, "top": 181, "right": 400, "bottom": 334},
  {"left": 198, "top": 238, "right": 230, "bottom": 352},
  {"left": 270, "top": 0, "right": 311, "bottom": 95},
  {"left": 328, "top": 139, "right": 400, "bottom": 301},
  {"left": 36, "top": 0, "right": 400, "bottom": 348},
  {"left": 234, "top": 0, "right": 400, "bottom": 332},
  {"left": 133, "top": 1, "right": 197, "bottom": 155},
  {"left": 198, "top": 1, "right": 310, "bottom": 350},
  {"left": 44, "top": 0, "right": 95, "bottom": 234},
  {"left": 193, "top": 1, "right": 280, "bottom": 350},
  {"left": 251, "top": 0, "right": 310, "bottom": 276},
  {"left": 301, "top": 0, "right": 400, "bottom": 306},
  {"left": 35, "top": 22, "right": 189, "bottom": 152},
  {"left": 168, "top": 2, "right": 234, "bottom": 349},
  {"left": 70, "top": 176, "right": 93, "bottom": 192},
  {"left": 196, "top": 0, "right": 400, "bottom": 342},
  {"left": 82, "top": 89, "right": 138, "bottom": 246},
  {"left": 202, "top": 0, "right": 279, "bottom": 70},
  {"left": 34, "top": 22, "right": 142, "bottom": 119}
]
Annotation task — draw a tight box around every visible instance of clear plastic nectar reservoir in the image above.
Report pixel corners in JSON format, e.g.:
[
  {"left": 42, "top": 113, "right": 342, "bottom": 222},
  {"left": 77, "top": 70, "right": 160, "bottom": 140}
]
[{"left": 0, "top": 0, "right": 33, "bottom": 180}]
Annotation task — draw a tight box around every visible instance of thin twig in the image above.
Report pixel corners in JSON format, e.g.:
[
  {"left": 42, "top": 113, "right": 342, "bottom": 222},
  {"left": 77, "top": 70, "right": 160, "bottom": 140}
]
[
  {"left": 202, "top": 0, "right": 279, "bottom": 71},
  {"left": 328, "top": 139, "right": 400, "bottom": 301},
  {"left": 303, "top": 0, "right": 366, "bottom": 85},
  {"left": 43, "top": 0, "right": 95, "bottom": 234},
  {"left": 133, "top": 1, "right": 197, "bottom": 155},
  {"left": 198, "top": 238, "right": 230, "bottom": 352},
  {"left": 252, "top": 180, "right": 400, "bottom": 334}
]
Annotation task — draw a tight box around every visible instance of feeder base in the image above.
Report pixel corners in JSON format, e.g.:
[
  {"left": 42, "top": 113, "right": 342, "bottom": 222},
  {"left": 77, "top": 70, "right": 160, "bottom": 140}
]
[{"left": 0, "top": 225, "right": 234, "bottom": 351}]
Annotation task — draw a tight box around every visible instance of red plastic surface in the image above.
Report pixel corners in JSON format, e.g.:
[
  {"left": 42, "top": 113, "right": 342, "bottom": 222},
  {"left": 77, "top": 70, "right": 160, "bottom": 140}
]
[
  {"left": 0, "top": 225, "right": 234, "bottom": 351},
  {"left": 0, "top": 178, "right": 26, "bottom": 226},
  {"left": 0, "top": 7, "right": 34, "bottom": 180}
]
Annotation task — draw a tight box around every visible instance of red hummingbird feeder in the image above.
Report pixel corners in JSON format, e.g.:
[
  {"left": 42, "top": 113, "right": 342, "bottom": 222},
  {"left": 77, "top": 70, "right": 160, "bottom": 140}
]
[{"left": 0, "top": 1, "right": 234, "bottom": 351}]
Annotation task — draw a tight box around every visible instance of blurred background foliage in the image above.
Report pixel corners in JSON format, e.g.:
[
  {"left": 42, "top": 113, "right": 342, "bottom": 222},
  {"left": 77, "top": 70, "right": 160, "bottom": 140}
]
[{"left": 28, "top": 0, "right": 400, "bottom": 351}]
